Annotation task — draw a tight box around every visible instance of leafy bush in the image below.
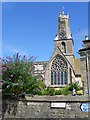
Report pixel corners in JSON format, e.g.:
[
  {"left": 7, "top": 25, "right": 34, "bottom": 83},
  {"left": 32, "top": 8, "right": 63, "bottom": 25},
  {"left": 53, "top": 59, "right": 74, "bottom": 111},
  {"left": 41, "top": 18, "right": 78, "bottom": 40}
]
[
  {"left": 67, "top": 91, "right": 72, "bottom": 95},
  {"left": 41, "top": 88, "right": 61, "bottom": 96},
  {"left": 2, "top": 53, "right": 45, "bottom": 97},
  {"left": 61, "top": 85, "right": 70, "bottom": 95},
  {"left": 30, "top": 79, "right": 45, "bottom": 96},
  {"left": 55, "top": 89, "right": 61, "bottom": 95},
  {"left": 41, "top": 89, "right": 46, "bottom": 95},
  {"left": 60, "top": 83, "right": 80, "bottom": 95},
  {"left": 68, "top": 82, "right": 80, "bottom": 91},
  {"left": 45, "top": 87, "right": 55, "bottom": 96},
  {"left": 76, "top": 90, "right": 83, "bottom": 95}
]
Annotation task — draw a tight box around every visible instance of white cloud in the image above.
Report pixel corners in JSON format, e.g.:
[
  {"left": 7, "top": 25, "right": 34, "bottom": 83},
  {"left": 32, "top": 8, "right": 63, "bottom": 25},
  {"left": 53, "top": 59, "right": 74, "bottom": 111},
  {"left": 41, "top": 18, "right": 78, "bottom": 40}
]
[
  {"left": 72, "top": 29, "right": 88, "bottom": 58},
  {"left": 73, "top": 29, "right": 88, "bottom": 46},
  {"left": 2, "top": 44, "right": 28, "bottom": 57},
  {"left": 0, "top": 44, "right": 1, "bottom": 58}
]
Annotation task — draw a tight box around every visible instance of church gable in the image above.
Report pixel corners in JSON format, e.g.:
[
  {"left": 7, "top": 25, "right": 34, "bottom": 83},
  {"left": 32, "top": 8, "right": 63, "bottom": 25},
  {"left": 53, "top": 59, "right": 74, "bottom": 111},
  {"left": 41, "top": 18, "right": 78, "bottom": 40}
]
[
  {"left": 49, "top": 45, "right": 67, "bottom": 64},
  {"left": 48, "top": 45, "right": 72, "bottom": 68},
  {"left": 45, "top": 45, "right": 74, "bottom": 87}
]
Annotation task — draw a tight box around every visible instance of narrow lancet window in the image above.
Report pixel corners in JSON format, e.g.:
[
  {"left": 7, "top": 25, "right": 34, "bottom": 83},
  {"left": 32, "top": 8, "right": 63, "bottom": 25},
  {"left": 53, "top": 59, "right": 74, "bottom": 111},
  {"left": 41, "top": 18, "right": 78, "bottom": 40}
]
[
  {"left": 64, "top": 71, "right": 67, "bottom": 84},
  {"left": 58, "top": 72, "right": 60, "bottom": 85},
  {"left": 54, "top": 72, "right": 56, "bottom": 85},
  {"left": 61, "top": 72, "right": 63, "bottom": 85},
  {"left": 51, "top": 71, "right": 53, "bottom": 85}
]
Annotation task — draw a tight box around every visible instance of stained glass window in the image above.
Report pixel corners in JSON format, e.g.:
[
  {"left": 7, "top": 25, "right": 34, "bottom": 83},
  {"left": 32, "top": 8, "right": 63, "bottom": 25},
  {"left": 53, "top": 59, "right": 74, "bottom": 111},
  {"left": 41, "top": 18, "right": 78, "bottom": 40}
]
[
  {"left": 54, "top": 72, "right": 56, "bottom": 85},
  {"left": 64, "top": 71, "right": 67, "bottom": 84},
  {"left": 51, "top": 71, "right": 53, "bottom": 85},
  {"left": 61, "top": 72, "right": 63, "bottom": 85},
  {"left": 58, "top": 72, "right": 60, "bottom": 85},
  {"left": 51, "top": 55, "right": 68, "bottom": 85}
]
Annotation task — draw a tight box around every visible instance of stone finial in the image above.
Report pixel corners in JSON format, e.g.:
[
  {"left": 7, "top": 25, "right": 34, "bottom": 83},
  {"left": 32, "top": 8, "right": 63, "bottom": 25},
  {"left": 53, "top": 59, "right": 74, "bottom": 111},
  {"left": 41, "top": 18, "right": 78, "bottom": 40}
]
[
  {"left": 63, "top": 6, "right": 64, "bottom": 15},
  {"left": 85, "top": 35, "right": 88, "bottom": 40},
  {"left": 60, "top": 11, "right": 61, "bottom": 17}
]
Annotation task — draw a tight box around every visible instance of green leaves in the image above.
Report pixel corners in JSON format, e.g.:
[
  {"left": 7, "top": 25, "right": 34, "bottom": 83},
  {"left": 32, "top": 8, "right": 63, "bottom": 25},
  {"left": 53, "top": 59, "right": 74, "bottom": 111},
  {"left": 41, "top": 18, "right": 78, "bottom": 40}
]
[
  {"left": 55, "top": 89, "right": 61, "bottom": 95},
  {"left": 2, "top": 53, "right": 39, "bottom": 97},
  {"left": 68, "top": 82, "right": 80, "bottom": 91}
]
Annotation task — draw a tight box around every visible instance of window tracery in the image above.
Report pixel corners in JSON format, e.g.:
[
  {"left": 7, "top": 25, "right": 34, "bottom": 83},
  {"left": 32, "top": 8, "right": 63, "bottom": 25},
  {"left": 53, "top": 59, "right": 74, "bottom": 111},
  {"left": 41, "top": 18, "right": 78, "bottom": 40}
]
[{"left": 51, "top": 55, "right": 68, "bottom": 85}]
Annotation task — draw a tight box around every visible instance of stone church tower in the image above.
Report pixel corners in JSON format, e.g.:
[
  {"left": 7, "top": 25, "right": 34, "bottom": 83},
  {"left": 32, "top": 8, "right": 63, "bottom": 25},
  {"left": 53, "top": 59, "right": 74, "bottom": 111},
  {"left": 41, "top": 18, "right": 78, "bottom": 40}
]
[
  {"left": 45, "top": 7, "right": 75, "bottom": 87},
  {"left": 34, "top": 7, "right": 82, "bottom": 88}
]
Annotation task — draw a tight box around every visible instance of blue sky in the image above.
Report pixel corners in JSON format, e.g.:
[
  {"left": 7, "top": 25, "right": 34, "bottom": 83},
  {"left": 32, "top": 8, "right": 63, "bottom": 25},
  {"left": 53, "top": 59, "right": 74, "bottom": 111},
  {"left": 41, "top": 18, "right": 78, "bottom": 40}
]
[{"left": 2, "top": 2, "right": 88, "bottom": 61}]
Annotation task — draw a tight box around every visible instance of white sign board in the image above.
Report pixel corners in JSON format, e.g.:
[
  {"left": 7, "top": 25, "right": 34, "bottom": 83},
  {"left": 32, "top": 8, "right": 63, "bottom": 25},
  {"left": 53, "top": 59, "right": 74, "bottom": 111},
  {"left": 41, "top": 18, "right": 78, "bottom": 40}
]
[{"left": 51, "top": 102, "right": 66, "bottom": 108}]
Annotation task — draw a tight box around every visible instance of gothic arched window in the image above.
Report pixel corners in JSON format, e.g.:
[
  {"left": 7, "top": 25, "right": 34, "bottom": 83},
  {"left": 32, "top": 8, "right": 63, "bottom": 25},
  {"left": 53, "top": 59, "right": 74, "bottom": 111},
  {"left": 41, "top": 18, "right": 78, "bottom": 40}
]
[
  {"left": 51, "top": 55, "right": 68, "bottom": 86},
  {"left": 61, "top": 42, "right": 66, "bottom": 53}
]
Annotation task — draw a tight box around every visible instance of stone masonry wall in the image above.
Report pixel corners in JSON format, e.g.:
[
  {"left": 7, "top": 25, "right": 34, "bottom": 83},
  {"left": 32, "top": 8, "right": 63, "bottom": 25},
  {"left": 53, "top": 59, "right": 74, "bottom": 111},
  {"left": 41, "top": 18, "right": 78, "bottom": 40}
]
[
  {"left": 88, "top": 55, "right": 90, "bottom": 100},
  {"left": 2, "top": 96, "right": 89, "bottom": 119},
  {"left": 80, "top": 56, "right": 88, "bottom": 95}
]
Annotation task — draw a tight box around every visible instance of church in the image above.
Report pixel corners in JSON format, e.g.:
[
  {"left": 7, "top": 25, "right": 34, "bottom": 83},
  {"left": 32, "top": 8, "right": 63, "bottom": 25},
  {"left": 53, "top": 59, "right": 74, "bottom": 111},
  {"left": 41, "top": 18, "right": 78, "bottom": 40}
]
[{"left": 34, "top": 7, "right": 83, "bottom": 88}]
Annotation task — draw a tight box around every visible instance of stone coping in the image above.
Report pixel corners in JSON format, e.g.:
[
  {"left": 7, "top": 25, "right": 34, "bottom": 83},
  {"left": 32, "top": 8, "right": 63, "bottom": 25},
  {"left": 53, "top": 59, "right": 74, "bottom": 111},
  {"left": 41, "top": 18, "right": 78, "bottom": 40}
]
[{"left": 25, "top": 95, "right": 89, "bottom": 102}]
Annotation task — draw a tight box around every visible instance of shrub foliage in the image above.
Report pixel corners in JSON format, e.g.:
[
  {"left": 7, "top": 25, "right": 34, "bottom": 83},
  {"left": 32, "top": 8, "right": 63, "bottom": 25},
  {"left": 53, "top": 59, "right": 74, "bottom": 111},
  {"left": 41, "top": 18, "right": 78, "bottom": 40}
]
[
  {"left": 2, "top": 53, "right": 45, "bottom": 97},
  {"left": 68, "top": 82, "right": 80, "bottom": 91}
]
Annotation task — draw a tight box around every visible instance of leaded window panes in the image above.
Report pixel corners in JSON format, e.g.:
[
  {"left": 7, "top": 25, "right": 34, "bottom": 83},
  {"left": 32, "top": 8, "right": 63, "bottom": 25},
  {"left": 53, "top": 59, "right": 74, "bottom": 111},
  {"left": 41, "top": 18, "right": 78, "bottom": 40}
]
[
  {"left": 51, "top": 55, "right": 68, "bottom": 86},
  {"left": 51, "top": 71, "right": 53, "bottom": 85},
  {"left": 61, "top": 72, "right": 63, "bottom": 85},
  {"left": 54, "top": 72, "right": 56, "bottom": 85},
  {"left": 58, "top": 72, "right": 60, "bottom": 85},
  {"left": 64, "top": 71, "right": 67, "bottom": 84}
]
